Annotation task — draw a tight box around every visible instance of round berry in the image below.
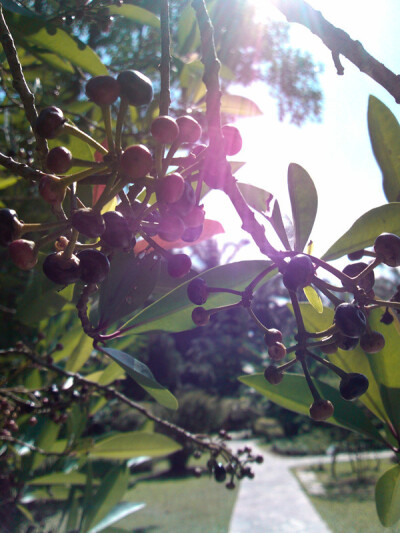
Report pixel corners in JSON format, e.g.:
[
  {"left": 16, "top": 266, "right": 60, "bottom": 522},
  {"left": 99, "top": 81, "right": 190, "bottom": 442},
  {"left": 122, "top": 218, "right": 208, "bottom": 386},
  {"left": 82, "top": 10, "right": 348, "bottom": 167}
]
[
  {"left": 102, "top": 211, "right": 132, "bottom": 249},
  {"left": 374, "top": 233, "right": 400, "bottom": 267},
  {"left": 176, "top": 115, "right": 202, "bottom": 143},
  {"left": 158, "top": 214, "right": 185, "bottom": 242},
  {"left": 171, "top": 181, "right": 196, "bottom": 217},
  {"left": 360, "top": 330, "right": 385, "bottom": 353},
  {"left": 156, "top": 173, "right": 185, "bottom": 204},
  {"left": 72, "top": 208, "right": 105, "bottom": 238},
  {"left": 167, "top": 253, "right": 192, "bottom": 278},
  {"left": 85, "top": 75, "right": 120, "bottom": 106},
  {"left": 192, "top": 307, "right": 210, "bottom": 326},
  {"left": 268, "top": 342, "right": 286, "bottom": 361},
  {"left": 380, "top": 308, "right": 394, "bottom": 325},
  {"left": 35, "top": 106, "right": 65, "bottom": 138},
  {"left": 334, "top": 303, "right": 367, "bottom": 338},
  {"left": 339, "top": 373, "right": 369, "bottom": 401},
  {"left": 187, "top": 278, "right": 208, "bottom": 305},
  {"left": 264, "top": 329, "right": 283, "bottom": 346},
  {"left": 214, "top": 463, "right": 227, "bottom": 483},
  {"left": 342, "top": 262, "right": 375, "bottom": 292},
  {"left": 0, "top": 208, "right": 22, "bottom": 247},
  {"left": 117, "top": 70, "right": 153, "bottom": 106},
  {"left": 337, "top": 335, "right": 359, "bottom": 351},
  {"left": 181, "top": 225, "right": 203, "bottom": 243},
  {"left": 120, "top": 144, "right": 153, "bottom": 179},
  {"left": 182, "top": 205, "right": 205, "bottom": 228},
  {"left": 46, "top": 146, "right": 73, "bottom": 174},
  {"left": 150, "top": 115, "right": 179, "bottom": 144},
  {"left": 203, "top": 155, "right": 230, "bottom": 190},
  {"left": 264, "top": 364, "right": 284, "bottom": 385},
  {"left": 43, "top": 252, "right": 81, "bottom": 285},
  {"left": 8, "top": 239, "right": 37, "bottom": 270},
  {"left": 309, "top": 398, "right": 334, "bottom": 421},
  {"left": 77, "top": 249, "right": 110, "bottom": 283},
  {"left": 39, "top": 175, "right": 66, "bottom": 206},
  {"left": 282, "top": 254, "right": 315, "bottom": 292},
  {"left": 347, "top": 249, "right": 364, "bottom": 261},
  {"left": 222, "top": 124, "right": 242, "bottom": 155},
  {"left": 320, "top": 340, "right": 339, "bottom": 355},
  {"left": 191, "top": 144, "right": 207, "bottom": 157}
]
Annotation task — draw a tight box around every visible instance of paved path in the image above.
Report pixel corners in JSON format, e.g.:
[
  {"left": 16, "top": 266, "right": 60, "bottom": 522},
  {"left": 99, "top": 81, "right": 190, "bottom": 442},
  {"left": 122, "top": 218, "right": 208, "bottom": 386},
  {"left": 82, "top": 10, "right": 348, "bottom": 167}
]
[{"left": 228, "top": 441, "right": 393, "bottom": 533}]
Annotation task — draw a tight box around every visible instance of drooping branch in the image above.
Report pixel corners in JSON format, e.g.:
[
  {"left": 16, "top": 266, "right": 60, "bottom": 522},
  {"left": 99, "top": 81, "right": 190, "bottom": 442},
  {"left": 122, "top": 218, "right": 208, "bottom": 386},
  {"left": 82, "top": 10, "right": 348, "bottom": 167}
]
[
  {"left": 0, "top": 5, "right": 48, "bottom": 165},
  {"left": 273, "top": 0, "right": 400, "bottom": 103}
]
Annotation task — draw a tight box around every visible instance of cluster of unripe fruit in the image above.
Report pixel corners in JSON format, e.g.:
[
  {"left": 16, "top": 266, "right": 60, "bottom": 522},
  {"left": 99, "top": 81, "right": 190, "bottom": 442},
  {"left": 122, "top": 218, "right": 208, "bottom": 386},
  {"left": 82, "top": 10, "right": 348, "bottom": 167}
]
[
  {"left": 186, "top": 232, "right": 400, "bottom": 422},
  {"left": 1, "top": 69, "right": 243, "bottom": 296}
]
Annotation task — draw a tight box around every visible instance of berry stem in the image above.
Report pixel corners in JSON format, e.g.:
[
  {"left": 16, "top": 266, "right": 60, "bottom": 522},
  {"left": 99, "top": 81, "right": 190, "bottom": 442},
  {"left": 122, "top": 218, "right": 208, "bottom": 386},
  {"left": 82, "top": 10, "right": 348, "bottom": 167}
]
[
  {"left": 277, "top": 358, "right": 298, "bottom": 372},
  {"left": 312, "top": 277, "right": 343, "bottom": 306},
  {"left": 299, "top": 355, "right": 321, "bottom": 402},
  {"left": 306, "top": 350, "right": 347, "bottom": 378},
  {"left": 63, "top": 123, "right": 108, "bottom": 155},
  {"left": 21, "top": 220, "right": 69, "bottom": 235},
  {"left": 101, "top": 104, "right": 115, "bottom": 153},
  {"left": 63, "top": 228, "right": 79, "bottom": 260},
  {"left": 245, "top": 263, "right": 278, "bottom": 293},
  {"left": 351, "top": 257, "right": 382, "bottom": 284},
  {"left": 115, "top": 98, "right": 128, "bottom": 152},
  {"left": 61, "top": 164, "right": 109, "bottom": 188},
  {"left": 246, "top": 306, "right": 271, "bottom": 333}
]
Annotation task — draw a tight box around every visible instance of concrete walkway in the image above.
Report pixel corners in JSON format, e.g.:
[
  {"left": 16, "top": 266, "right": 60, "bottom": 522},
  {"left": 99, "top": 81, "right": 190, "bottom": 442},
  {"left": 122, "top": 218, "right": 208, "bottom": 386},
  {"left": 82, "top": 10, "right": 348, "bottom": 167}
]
[{"left": 228, "top": 441, "right": 393, "bottom": 533}]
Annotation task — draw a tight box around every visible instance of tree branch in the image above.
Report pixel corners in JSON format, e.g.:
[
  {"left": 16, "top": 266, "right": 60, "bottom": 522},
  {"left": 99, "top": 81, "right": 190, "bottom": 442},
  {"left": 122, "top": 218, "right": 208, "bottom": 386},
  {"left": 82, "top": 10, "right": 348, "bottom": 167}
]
[
  {"left": 0, "top": 151, "right": 48, "bottom": 181},
  {"left": 273, "top": 0, "right": 400, "bottom": 103},
  {"left": 159, "top": 0, "right": 171, "bottom": 116}
]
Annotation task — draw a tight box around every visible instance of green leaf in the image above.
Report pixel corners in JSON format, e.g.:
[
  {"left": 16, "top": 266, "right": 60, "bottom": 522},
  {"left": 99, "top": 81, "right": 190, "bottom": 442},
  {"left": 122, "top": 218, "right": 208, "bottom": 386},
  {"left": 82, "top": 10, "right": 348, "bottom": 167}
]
[
  {"left": 368, "top": 95, "right": 400, "bottom": 202},
  {"left": 176, "top": 3, "right": 199, "bottom": 54},
  {"left": 65, "top": 329, "right": 93, "bottom": 373},
  {"left": 120, "top": 260, "right": 273, "bottom": 335},
  {"left": 237, "top": 183, "right": 273, "bottom": 214},
  {"left": 32, "top": 421, "right": 60, "bottom": 470},
  {"left": 6, "top": 12, "right": 108, "bottom": 76},
  {"left": 102, "top": 348, "right": 178, "bottom": 410},
  {"left": 239, "top": 373, "right": 385, "bottom": 442},
  {"left": 1, "top": 0, "right": 37, "bottom": 16},
  {"left": 108, "top": 5, "right": 160, "bottom": 27},
  {"left": 0, "top": 177, "right": 18, "bottom": 190},
  {"left": 83, "top": 464, "right": 129, "bottom": 533},
  {"left": 303, "top": 286, "right": 323, "bottom": 314},
  {"left": 98, "top": 252, "right": 160, "bottom": 327},
  {"left": 322, "top": 203, "right": 400, "bottom": 261},
  {"left": 87, "top": 502, "right": 145, "bottom": 533},
  {"left": 218, "top": 94, "right": 262, "bottom": 117},
  {"left": 86, "top": 362, "right": 125, "bottom": 386},
  {"left": 375, "top": 465, "right": 400, "bottom": 527},
  {"left": 28, "top": 472, "right": 88, "bottom": 486},
  {"left": 269, "top": 200, "right": 292, "bottom": 250},
  {"left": 287, "top": 163, "right": 318, "bottom": 252},
  {"left": 89, "top": 432, "right": 182, "bottom": 460}
]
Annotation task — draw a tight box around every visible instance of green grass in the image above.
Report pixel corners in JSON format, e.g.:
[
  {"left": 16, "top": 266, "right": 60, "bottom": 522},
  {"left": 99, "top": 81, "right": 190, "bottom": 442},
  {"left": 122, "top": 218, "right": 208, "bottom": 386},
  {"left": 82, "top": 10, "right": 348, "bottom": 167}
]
[
  {"left": 294, "top": 458, "right": 400, "bottom": 533},
  {"left": 116, "top": 472, "right": 239, "bottom": 533}
]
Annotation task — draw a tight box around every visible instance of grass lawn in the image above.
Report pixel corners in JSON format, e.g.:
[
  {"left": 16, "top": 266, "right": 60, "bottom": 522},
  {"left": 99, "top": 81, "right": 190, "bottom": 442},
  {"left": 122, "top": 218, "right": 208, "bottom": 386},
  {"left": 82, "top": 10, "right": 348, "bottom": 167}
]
[
  {"left": 115, "top": 471, "right": 239, "bottom": 533},
  {"left": 293, "top": 458, "right": 400, "bottom": 533}
]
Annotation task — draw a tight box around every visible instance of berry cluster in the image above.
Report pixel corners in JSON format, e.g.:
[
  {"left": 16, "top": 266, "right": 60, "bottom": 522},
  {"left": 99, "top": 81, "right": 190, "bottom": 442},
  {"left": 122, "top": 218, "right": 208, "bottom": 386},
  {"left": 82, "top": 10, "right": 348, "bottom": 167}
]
[
  {"left": 1, "top": 71, "right": 243, "bottom": 332},
  {"left": 187, "top": 234, "right": 400, "bottom": 421}
]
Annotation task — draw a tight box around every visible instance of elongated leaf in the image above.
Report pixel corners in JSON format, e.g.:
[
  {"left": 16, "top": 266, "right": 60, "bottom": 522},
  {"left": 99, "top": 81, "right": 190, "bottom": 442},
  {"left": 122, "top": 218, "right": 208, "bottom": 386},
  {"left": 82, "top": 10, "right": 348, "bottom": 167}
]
[
  {"left": 65, "top": 329, "right": 93, "bottom": 372},
  {"left": 28, "top": 472, "right": 88, "bottom": 486},
  {"left": 108, "top": 5, "right": 160, "bottom": 27},
  {"left": 1, "top": 0, "right": 37, "bottom": 16},
  {"left": 5, "top": 13, "right": 108, "bottom": 76},
  {"left": 99, "top": 252, "right": 160, "bottom": 327},
  {"left": 287, "top": 163, "right": 318, "bottom": 252},
  {"left": 303, "top": 286, "right": 323, "bottom": 314},
  {"left": 32, "top": 421, "right": 60, "bottom": 470},
  {"left": 322, "top": 203, "right": 400, "bottom": 261},
  {"left": 86, "top": 362, "right": 125, "bottom": 386},
  {"left": 368, "top": 95, "right": 400, "bottom": 202},
  {"left": 87, "top": 502, "right": 145, "bottom": 533},
  {"left": 239, "top": 373, "right": 384, "bottom": 442},
  {"left": 89, "top": 432, "right": 181, "bottom": 459},
  {"left": 120, "top": 260, "right": 273, "bottom": 335},
  {"left": 83, "top": 464, "right": 129, "bottom": 533},
  {"left": 220, "top": 94, "right": 262, "bottom": 117},
  {"left": 237, "top": 183, "right": 273, "bottom": 213},
  {"left": 269, "top": 200, "right": 292, "bottom": 250},
  {"left": 0, "top": 177, "right": 17, "bottom": 190},
  {"left": 376, "top": 465, "right": 400, "bottom": 527},
  {"left": 102, "top": 348, "right": 178, "bottom": 410}
]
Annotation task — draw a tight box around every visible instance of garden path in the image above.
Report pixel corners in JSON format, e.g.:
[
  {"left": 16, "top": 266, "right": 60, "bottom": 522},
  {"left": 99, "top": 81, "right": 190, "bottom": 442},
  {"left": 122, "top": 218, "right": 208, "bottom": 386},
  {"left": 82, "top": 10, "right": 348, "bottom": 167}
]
[{"left": 228, "top": 440, "right": 393, "bottom": 533}]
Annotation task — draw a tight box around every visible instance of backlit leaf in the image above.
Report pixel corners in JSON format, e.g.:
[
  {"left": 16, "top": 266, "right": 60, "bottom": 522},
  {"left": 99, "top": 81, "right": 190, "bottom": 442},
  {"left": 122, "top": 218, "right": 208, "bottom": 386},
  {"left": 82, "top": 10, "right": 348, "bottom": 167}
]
[
  {"left": 87, "top": 502, "right": 145, "bottom": 533},
  {"left": 303, "top": 286, "right": 323, "bottom": 314},
  {"left": 89, "top": 432, "right": 181, "bottom": 459},
  {"left": 108, "top": 5, "right": 160, "bottom": 27},
  {"left": 237, "top": 183, "right": 273, "bottom": 213},
  {"left": 376, "top": 465, "right": 400, "bottom": 527}
]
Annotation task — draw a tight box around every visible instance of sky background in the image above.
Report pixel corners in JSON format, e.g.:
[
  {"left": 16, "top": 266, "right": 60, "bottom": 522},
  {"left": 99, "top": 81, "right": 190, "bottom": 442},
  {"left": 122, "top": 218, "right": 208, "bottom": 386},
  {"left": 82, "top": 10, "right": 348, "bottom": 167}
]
[{"left": 204, "top": 0, "right": 400, "bottom": 261}]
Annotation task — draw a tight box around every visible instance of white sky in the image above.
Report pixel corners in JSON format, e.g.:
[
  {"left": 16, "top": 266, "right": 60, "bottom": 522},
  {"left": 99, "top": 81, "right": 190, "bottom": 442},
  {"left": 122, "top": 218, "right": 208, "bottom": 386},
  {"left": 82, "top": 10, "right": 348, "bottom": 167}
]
[{"left": 204, "top": 0, "right": 400, "bottom": 261}]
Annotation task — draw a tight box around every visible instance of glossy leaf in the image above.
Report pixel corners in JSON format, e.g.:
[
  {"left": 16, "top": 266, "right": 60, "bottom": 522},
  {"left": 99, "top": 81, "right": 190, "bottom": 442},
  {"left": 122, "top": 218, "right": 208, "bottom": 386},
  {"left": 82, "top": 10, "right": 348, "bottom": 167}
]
[
  {"left": 108, "top": 5, "right": 160, "bottom": 27},
  {"left": 89, "top": 431, "right": 181, "bottom": 459},
  {"left": 65, "top": 329, "right": 93, "bottom": 372},
  {"left": 28, "top": 472, "right": 88, "bottom": 486},
  {"left": 368, "top": 95, "right": 400, "bottom": 202},
  {"left": 303, "top": 286, "right": 323, "bottom": 314},
  {"left": 6, "top": 13, "right": 108, "bottom": 76},
  {"left": 120, "top": 260, "right": 273, "bottom": 335},
  {"left": 83, "top": 464, "right": 129, "bottom": 533},
  {"left": 322, "top": 203, "right": 400, "bottom": 261},
  {"left": 287, "top": 163, "right": 318, "bottom": 252},
  {"left": 102, "top": 348, "right": 178, "bottom": 410},
  {"left": 87, "top": 502, "right": 145, "bottom": 533},
  {"left": 237, "top": 183, "right": 273, "bottom": 214},
  {"left": 86, "top": 362, "right": 125, "bottom": 386},
  {"left": 32, "top": 421, "right": 60, "bottom": 470},
  {"left": 239, "top": 373, "right": 385, "bottom": 442},
  {"left": 375, "top": 465, "right": 400, "bottom": 527},
  {"left": 99, "top": 252, "right": 160, "bottom": 327}
]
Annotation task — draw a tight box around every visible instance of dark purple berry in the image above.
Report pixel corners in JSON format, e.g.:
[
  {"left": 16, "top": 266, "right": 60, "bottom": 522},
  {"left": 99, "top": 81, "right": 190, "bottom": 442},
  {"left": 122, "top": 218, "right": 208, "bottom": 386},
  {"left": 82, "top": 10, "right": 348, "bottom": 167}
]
[
  {"left": 85, "top": 75, "right": 120, "bottom": 106},
  {"left": 35, "top": 106, "right": 65, "bottom": 138},
  {"left": 167, "top": 253, "right": 192, "bottom": 278},
  {"left": 309, "top": 398, "right": 334, "bottom": 421},
  {"left": 171, "top": 181, "right": 196, "bottom": 217},
  {"left": 264, "top": 365, "right": 284, "bottom": 385},
  {"left": 282, "top": 254, "right": 315, "bottom": 292},
  {"left": 43, "top": 252, "right": 81, "bottom": 285},
  {"left": 187, "top": 278, "right": 208, "bottom": 305},
  {"left": 334, "top": 303, "right": 367, "bottom": 338},
  {"left": 374, "top": 233, "right": 400, "bottom": 267},
  {"left": 8, "top": 239, "right": 37, "bottom": 270},
  {"left": 0, "top": 208, "right": 21, "bottom": 247},
  {"left": 46, "top": 146, "right": 72, "bottom": 174},
  {"left": 339, "top": 373, "right": 369, "bottom": 400},
  {"left": 347, "top": 249, "right": 364, "bottom": 261},
  {"left": 120, "top": 145, "right": 153, "bottom": 179},
  {"left": 102, "top": 211, "right": 132, "bottom": 249},
  {"left": 222, "top": 124, "right": 242, "bottom": 155},
  {"left": 156, "top": 173, "right": 185, "bottom": 204},
  {"left": 181, "top": 225, "right": 203, "bottom": 243},
  {"left": 214, "top": 463, "right": 227, "bottom": 483},
  {"left": 72, "top": 208, "right": 105, "bottom": 238},
  {"left": 176, "top": 115, "right": 202, "bottom": 143},
  {"left": 192, "top": 307, "right": 210, "bottom": 326},
  {"left": 264, "top": 329, "right": 283, "bottom": 346},
  {"left": 117, "top": 70, "right": 153, "bottom": 106},
  {"left": 151, "top": 116, "right": 179, "bottom": 144},
  {"left": 337, "top": 335, "right": 359, "bottom": 351},
  {"left": 360, "top": 330, "right": 385, "bottom": 353},
  {"left": 380, "top": 308, "right": 394, "bottom": 325},
  {"left": 158, "top": 214, "right": 185, "bottom": 242},
  {"left": 342, "top": 262, "right": 375, "bottom": 292},
  {"left": 77, "top": 249, "right": 110, "bottom": 283}
]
